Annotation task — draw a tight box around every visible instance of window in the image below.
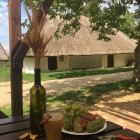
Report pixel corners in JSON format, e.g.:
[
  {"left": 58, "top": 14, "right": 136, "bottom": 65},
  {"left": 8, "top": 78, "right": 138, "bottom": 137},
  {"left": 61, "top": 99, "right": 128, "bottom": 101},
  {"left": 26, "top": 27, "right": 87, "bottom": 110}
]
[{"left": 59, "top": 56, "right": 64, "bottom": 61}]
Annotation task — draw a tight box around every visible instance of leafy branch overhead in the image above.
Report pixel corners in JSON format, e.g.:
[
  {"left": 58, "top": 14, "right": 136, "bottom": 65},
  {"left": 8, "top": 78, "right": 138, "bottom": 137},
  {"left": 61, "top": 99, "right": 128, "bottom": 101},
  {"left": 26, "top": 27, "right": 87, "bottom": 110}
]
[
  {"left": 20, "top": 0, "right": 52, "bottom": 69},
  {"left": 21, "top": 0, "right": 140, "bottom": 41}
]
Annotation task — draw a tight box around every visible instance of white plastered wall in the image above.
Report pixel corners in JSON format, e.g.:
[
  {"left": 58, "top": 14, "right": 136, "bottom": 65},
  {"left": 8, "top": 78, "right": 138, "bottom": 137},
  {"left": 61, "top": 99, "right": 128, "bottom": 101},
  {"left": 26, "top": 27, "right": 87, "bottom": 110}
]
[
  {"left": 69, "top": 55, "right": 102, "bottom": 70},
  {"left": 0, "top": 61, "right": 6, "bottom": 68},
  {"left": 102, "top": 54, "right": 135, "bottom": 68},
  {"left": 114, "top": 54, "right": 135, "bottom": 67},
  {"left": 23, "top": 54, "right": 135, "bottom": 73},
  {"left": 40, "top": 56, "right": 70, "bottom": 72},
  {"left": 23, "top": 57, "right": 35, "bottom": 74},
  {"left": 102, "top": 55, "right": 107, "bottom": 68}
]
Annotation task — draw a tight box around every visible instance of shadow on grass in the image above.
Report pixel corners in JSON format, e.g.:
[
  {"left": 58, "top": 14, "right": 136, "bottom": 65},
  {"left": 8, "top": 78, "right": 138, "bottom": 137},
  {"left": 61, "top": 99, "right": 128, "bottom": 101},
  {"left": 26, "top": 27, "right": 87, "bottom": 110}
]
[
  {"left": 46, "top": 80, "right": 140, "bottom": 107},
  {"left": 2, "top": 79, "right": 140, "bottom": 117},
  {"left": 42, "top": 67, "right": 134, "bottom": 81}
]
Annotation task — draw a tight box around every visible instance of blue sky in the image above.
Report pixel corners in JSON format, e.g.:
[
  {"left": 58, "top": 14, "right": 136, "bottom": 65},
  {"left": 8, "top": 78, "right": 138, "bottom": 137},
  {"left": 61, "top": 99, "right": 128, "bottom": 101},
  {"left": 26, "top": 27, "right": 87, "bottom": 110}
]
[
  {"left": 0, "top": 0, "right": 138, "bottom": 54},
  {"left": 0, "top": 0, "right": 27, "bottom": 54}
]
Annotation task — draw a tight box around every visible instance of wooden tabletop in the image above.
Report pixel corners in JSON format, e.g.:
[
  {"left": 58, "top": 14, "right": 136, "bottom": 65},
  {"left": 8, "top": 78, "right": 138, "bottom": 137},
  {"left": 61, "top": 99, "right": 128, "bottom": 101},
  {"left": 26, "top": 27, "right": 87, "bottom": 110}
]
[{"left": 0, "top": 115, "right": 140, "bottom": 140}]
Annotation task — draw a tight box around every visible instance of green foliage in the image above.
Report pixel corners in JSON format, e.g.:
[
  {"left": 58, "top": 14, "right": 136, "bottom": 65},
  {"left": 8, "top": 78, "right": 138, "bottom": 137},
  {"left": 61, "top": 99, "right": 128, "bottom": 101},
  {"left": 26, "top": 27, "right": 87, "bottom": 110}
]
[
  {"left": 21, "top": 0, "right": 139, "bottom": 41},
  {"left": 118, "top": 11, "right": 140, "bottom": 39},
  {"left": 21, "top": 0, "right": 43, "bottom": 9}
]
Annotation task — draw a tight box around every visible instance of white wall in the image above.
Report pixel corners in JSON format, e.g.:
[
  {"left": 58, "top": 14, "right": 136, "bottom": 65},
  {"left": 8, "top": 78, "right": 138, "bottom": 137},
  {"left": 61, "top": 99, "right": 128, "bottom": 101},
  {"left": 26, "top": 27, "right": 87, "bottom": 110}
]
[
  {"left": 0, "top": 61, "right": 6, "bottom": 68},
  {"left": 102, "top": 54, "right": 135, "bottom": 68},
  {"left": 69, "top": 55, "right": 102, "bottom": 69},
  {"left": 23, "top": 56, "right": 71, "bottom": 73},
  {"left": 23, "top": 54, "right": 135, "bottom": 73},
  {"left": 114, "top": 54, "right": 135, "bottom": 67},
  {"left": 56, "top": 56, "right": 70, "bottom": 71},
  {"left": 40, "top": 56, "right": 70, "bottom": 72},
  {"left": 23, "top": 55, "right": 103, "bottom": 73},
  {"left": 23, "top": 57, "right": 35, "bottom": 74},
  {"left": 102, "top": 55, "right": 107, "bottom": 68},
  {"left": 40, "top": 57, "right": 48, "bottom": 72}
]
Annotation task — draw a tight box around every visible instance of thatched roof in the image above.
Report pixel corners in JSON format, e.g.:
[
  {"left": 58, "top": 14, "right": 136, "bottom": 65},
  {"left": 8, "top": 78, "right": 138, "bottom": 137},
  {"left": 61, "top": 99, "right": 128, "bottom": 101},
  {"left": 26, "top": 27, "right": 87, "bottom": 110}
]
[
  {"left": 26, "top": 16, "right": 136, "bottom": 57},
  {"left": 0, "top": 43, "right": 9, "bottom": 60}
]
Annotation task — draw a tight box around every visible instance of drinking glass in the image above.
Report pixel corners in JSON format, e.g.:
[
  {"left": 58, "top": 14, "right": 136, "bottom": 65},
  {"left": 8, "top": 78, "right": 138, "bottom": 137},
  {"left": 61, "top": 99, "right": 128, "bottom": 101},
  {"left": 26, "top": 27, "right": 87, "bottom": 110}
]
[{"left": 44, "top": 111, "right": 63, "bottom": 140}]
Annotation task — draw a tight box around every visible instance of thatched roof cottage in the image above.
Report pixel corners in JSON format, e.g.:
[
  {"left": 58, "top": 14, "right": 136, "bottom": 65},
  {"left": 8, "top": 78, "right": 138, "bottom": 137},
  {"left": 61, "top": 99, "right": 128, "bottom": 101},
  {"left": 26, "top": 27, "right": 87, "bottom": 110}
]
[
  {"left": 23, "top": 16, "right": 136, "bottom": 73},
  {"left": 0, "top": 43, "right": 9, "bottom": 68}
]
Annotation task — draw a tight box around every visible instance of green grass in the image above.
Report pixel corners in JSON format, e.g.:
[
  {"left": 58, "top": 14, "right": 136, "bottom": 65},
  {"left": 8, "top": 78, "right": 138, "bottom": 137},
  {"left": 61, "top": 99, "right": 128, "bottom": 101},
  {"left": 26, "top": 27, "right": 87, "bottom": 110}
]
[
  {"left": 3, "top": 80, "right": 140, "bottom": 117},
  {"left": 40, "top": 67, "right": 133, "bottom": 81},
  {"left": 1, "top": 65, "right": 137, "bottom": 117},
  {"left": 2, "top": 79, "right": 139, "bottom": 117},
  {"left": 0, "top": 67, "right": 10, "bottom": 82},
  {"left": 0, "top": 65, "right": 134, "bottom": 82},
  {"left": 45, "top": 79, "right": 140, "bottom": 107},
  {"left": 0, "top": 106, "right": 30, "bottom": 117}
]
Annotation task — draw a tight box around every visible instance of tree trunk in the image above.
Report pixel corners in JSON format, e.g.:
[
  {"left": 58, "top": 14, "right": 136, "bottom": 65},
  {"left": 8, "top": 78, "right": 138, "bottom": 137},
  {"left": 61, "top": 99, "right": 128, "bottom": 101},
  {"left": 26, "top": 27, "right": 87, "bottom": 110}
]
[{"left": 132, "top": 39, "right": 140, "bottom": 82}]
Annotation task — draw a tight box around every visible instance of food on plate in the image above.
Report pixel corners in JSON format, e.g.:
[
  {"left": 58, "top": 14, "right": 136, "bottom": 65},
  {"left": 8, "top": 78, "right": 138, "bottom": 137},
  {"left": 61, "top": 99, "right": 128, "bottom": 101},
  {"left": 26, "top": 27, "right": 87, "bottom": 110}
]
[
  {"left": 86, "top": 117, "right": 105, "bottom": 133},
  {"left": 63, "top": 116, "right": 74, "bottom": 131},
  {"left": 62, "top": 100, "right": 106, "bottom": 133},
  {"left": 74, "top": 117, "right": 83, "bottom": 133}
]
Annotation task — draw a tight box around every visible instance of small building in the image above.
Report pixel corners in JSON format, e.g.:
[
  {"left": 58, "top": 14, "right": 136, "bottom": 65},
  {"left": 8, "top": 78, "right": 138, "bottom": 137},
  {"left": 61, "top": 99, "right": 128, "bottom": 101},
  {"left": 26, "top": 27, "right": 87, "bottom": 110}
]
[
  {"left": 0, "top": 43, "right": 9, "bottom": 68},
  {"left": 23, "top": 16, "right": 136, "bottom": 74}
]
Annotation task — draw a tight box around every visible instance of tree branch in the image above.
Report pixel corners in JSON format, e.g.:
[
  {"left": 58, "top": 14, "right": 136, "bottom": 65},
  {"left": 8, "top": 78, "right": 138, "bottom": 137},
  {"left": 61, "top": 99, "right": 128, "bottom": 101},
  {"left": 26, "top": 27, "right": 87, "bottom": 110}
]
[{"left": 38, "top": 0, "right": 54, "bottom": 21}]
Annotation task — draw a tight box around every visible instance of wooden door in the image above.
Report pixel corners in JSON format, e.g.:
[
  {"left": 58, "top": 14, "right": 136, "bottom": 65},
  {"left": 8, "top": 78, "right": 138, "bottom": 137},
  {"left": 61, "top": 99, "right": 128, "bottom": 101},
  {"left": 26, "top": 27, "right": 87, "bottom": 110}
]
[
  {"left": 48, "top": 56, "right": 57, "bottom": 70},
  {"left": 108, "top": 55, "right": 114, "bottom": 67}
]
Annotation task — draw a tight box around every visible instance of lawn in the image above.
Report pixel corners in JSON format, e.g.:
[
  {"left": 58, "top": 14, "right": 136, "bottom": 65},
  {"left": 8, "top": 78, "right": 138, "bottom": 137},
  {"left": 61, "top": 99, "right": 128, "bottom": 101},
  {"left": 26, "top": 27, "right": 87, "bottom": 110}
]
[
  {"left": 0, "top": 65, "right": 134, "bottom": 82},
  {"left": 45, "top": 79, "right": 140, "bottom": 107},
  {"left": 1, "top": 65, "right": 139, "bottom": 117}
]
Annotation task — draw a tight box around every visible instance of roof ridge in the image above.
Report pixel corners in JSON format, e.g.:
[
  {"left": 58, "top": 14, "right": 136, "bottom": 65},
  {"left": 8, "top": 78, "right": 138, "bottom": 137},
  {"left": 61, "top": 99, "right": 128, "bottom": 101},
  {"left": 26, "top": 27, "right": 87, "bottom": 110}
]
[{"left": 0, "top": 42, "right": 8, "bottom": 56}]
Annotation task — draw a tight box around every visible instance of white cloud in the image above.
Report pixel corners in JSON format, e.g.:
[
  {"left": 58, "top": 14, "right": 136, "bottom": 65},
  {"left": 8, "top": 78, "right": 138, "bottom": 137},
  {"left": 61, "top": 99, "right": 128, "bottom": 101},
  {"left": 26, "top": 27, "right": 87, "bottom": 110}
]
[
  {"left": 0, "top": 1, "right": 8, "bottom": 24},
  {"left": 0, "top": 1, "right": 7, "bottom": 11},
  {"left": 0, "top": 0, "right": 28, "bottom": 53},
  {"left": 0, "top": 0, "right": 9, "bottom": 53}
]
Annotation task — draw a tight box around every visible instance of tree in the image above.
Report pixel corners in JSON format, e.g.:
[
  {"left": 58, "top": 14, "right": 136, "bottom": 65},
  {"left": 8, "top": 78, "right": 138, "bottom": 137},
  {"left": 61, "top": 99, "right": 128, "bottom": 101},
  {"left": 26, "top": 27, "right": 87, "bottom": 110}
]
[
  {"left": 118, "top": 12, "right": 138, "bottom": 39},
  {"left": 21, "top": 0, "right": 140, "bottom": 82}
]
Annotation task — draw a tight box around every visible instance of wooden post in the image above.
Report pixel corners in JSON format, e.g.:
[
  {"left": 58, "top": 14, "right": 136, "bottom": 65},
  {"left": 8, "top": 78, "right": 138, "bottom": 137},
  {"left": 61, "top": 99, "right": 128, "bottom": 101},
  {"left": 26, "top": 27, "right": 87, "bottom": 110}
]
[
  {"left": 9, "top": 0, "right": 23, "bottom": 116},
  {"left": 8, "top": 0, "right": 54, "bottom": 117}
]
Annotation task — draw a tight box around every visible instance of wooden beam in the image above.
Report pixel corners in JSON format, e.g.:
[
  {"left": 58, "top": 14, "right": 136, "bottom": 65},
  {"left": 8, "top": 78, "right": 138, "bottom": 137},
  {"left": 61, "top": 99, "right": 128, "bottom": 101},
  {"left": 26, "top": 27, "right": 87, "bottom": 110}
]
[
  {"left": 13, "top": 41, "right": 29, "bottom": 68},
  {"left": 9, "top": 0, "right": 23, "bottom": 116},
  {"left": 9, "top": 0, "right": 54, "bottom": 116}
]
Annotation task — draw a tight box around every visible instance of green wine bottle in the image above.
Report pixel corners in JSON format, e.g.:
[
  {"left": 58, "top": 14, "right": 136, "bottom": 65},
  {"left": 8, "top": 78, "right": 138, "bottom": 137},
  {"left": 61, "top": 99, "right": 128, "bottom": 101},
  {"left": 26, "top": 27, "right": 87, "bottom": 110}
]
[{"left": 30, "top": 69, "right": 46, "bottom": 135}]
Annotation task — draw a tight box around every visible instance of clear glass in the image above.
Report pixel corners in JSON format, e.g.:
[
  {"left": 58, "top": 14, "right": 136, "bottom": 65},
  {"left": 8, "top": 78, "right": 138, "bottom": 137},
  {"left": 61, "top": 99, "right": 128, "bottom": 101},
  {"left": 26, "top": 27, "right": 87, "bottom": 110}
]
[{"left": 44, "top": 111, "right": 63, "bottom": 140}]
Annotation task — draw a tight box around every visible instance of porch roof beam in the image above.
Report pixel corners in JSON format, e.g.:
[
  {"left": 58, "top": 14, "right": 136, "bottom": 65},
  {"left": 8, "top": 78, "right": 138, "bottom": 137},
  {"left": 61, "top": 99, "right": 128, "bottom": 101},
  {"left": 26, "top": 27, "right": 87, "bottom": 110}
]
[{"left": 9, "top": 0, "right": 54, "bottom": 116}]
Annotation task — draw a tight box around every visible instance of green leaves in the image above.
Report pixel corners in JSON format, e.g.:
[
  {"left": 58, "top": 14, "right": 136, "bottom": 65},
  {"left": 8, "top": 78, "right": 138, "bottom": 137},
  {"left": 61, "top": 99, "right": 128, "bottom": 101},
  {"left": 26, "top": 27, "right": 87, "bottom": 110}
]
[
  {"left": 21, "top": 0, "right": 43, "bottom": 9},
  {"left": 21, "top": 0, "right": 139, "bottom": 41}
]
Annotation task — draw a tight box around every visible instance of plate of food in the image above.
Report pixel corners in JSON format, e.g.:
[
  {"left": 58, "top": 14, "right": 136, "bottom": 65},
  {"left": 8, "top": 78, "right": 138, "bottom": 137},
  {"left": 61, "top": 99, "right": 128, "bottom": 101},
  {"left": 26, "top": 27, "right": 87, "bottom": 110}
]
[
  {"left": 62, "top": 122, "right": 107, "bottom": 135},
  {"left": 61, "top": 101, "right": 107, "bottom": 135}
]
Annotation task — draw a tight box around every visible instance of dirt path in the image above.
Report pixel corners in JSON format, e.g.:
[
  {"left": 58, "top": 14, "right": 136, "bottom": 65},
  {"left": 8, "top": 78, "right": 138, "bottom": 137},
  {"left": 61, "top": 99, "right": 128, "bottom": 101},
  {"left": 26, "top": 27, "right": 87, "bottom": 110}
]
[
  {"left": 0, "top": 71, "right": 136, "bottom": 107},
  {"left": 1, "top": 71, "right": 140, "bottom": 133}
]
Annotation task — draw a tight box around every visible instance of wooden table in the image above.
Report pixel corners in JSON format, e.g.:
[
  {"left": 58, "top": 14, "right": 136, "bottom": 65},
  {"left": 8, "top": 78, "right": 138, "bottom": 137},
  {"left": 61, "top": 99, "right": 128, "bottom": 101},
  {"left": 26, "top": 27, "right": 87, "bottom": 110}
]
[{"left": 0, "top": 115, "right": 140, "bottom": 140}]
